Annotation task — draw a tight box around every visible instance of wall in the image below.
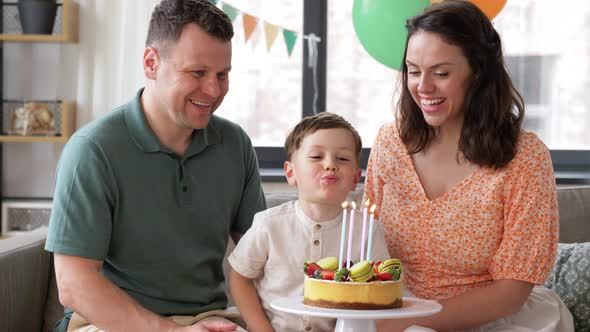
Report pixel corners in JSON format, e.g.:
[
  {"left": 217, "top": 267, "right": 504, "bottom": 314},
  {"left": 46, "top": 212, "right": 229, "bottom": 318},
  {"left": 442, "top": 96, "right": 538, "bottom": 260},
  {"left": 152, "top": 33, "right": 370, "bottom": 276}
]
[
  {"left": 2, "top": 42, "right": 78, "bottom": 197},
  {"left": 2, "top": 0, "right": 155, "bottom": 198}
]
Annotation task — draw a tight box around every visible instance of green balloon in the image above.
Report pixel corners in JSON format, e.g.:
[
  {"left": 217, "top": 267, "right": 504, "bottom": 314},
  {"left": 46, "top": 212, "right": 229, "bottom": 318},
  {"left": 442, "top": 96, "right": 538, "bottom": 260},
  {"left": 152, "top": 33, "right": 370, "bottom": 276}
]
[{"left": 353, "top": 0, "right": 430, "bottom": 70}]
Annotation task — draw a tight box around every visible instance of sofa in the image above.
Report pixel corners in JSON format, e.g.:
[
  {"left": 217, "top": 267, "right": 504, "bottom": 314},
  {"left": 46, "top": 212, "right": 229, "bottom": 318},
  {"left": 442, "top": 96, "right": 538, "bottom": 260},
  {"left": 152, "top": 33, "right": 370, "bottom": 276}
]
[{"left": 1, "top": 185, "right": 589, "bottom": 332}]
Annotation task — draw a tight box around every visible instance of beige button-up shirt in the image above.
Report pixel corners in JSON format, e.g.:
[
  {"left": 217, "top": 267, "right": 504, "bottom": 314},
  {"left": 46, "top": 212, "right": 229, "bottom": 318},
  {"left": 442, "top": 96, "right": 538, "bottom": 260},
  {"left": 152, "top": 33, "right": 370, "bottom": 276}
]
[{"left": 229, "top": 200, "right": 390, "bottom": 332}]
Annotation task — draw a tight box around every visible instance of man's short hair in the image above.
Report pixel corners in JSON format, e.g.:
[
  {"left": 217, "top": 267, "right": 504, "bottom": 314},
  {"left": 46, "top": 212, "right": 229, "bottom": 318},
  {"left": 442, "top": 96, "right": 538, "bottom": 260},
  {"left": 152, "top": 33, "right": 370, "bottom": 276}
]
[
  {"left": 146, "top": 0, "right": 233, "bottom": 54},
  {"left": 284, "top": 112, "right": 363, "bottom": 164}
]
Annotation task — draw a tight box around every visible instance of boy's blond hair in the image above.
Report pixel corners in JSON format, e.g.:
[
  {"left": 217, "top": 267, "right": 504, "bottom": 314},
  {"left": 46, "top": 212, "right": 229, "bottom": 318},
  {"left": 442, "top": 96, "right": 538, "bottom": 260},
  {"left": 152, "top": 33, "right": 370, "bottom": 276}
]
[{"left": 284, "top": 112, "right": 362, "bottom": 164}]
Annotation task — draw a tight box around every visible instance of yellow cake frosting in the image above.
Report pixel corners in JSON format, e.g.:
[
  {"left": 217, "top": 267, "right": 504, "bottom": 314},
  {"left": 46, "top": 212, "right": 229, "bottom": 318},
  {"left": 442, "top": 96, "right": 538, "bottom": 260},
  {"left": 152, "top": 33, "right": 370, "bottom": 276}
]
[{"left": 303, "top": 277, "right": 403, "bottom": 310}]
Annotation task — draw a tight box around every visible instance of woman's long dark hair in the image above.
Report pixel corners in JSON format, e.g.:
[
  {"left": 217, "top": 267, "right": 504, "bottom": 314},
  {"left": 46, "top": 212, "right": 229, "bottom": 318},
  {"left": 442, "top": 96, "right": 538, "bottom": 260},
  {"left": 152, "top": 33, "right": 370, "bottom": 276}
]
[{"left": 398, "top": 0, "right": 524, "bottom": 169}]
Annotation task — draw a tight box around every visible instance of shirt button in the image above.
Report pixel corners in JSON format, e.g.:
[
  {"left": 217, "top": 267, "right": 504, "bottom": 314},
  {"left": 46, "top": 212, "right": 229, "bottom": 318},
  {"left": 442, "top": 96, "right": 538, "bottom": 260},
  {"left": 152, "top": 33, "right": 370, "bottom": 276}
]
[
  {"left": 314, "top": 240, "right": 320, "bottom": 246},
  {"left": 315, "top": 224, "right": 321, "bottom": 230},
  {"left": 182, "top": 185, "right": 188, "bottom": 192}
]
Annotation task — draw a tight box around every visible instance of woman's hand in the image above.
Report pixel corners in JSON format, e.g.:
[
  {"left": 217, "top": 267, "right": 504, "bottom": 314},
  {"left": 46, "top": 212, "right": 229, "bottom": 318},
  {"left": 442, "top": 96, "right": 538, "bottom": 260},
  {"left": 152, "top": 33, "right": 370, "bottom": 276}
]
[{"left": 377, "top": 279, "right": 534, "bottom": 332}]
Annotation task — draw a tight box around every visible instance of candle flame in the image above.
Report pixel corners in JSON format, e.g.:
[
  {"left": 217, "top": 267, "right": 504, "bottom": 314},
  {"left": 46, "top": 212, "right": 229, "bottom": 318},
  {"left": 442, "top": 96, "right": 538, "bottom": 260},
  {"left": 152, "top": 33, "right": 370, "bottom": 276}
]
[
  {"left": 365, "top": 199, "right": 370, "bottom": 207},
  {"left": 351, "top": 201, "right": 357, "bottom": 209},
  {"left": 370, "top": 204, "right": 377, "bottom": 213},
  {"left": 341, "top": 201, "right": 348, "bottom": 208}
]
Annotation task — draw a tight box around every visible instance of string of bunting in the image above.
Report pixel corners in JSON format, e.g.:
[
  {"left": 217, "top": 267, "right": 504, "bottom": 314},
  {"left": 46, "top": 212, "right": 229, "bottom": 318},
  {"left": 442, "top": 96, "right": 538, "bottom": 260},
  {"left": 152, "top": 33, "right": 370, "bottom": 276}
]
[
  {"left": 210, "top": 0, "right": 320, "bottom": 58},
  {"left": 210, "top": 0, "right": 323, "bottom": 113}
]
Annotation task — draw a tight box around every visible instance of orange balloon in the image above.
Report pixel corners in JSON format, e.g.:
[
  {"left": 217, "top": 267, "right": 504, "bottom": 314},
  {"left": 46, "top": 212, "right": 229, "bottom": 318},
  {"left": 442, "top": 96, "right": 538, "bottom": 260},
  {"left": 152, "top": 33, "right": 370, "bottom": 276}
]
[{"left": 430, "top": 0, "right": 507, "bottom": 20}]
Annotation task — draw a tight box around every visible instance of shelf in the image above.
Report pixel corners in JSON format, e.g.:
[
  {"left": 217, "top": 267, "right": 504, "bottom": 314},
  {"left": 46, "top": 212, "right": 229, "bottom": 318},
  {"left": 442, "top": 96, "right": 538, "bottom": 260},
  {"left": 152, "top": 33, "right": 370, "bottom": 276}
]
[
  {"left": 0, "top": 135, "right": 69, "bottom": 143},
  {"left": 0, "top": 0, "right": 78, "bottom": 43},
  {"left": 0, "top": 33, "right": 73, "bottom": 43},
  {"left": 0, "top": 101, "right": 76, "bottom": 143}
]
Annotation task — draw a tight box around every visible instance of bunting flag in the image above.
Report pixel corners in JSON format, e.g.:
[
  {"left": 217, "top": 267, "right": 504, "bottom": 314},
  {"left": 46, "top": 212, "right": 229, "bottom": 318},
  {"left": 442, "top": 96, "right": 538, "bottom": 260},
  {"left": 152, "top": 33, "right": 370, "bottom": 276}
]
[
  {"left": 209, "top": 0, "right": 218, "bottom": 5},
  {"left": 242, "top": 14, "right": 259, "bottom": 43},
  {"left": 282, "top": 29, "right": 298, "bottom": 56},
  {"left": 264, "top": 22, "right": 279, "bottom": 51},
  {"left": 221, "top": 3, "right": 239, "bottom": 22},
  {"left": 218, "top": 1, "right": 311, "bottom": 57},
  {"left": 216, "top": 2, "right": 321, "bottom": 111}
]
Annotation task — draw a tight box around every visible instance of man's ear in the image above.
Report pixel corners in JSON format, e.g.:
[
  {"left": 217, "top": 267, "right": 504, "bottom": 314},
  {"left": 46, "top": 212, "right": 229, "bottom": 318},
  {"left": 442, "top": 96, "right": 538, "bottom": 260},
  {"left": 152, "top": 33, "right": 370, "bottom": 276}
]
[
  {"left": 143, "top": 47, "right": 160, "bottom": 80},
  {"left": 350, "top": 167, "right": 362, "bottom": 191},
  {"left": 284, "top": 161, "right": 297, "bottom": 186}
]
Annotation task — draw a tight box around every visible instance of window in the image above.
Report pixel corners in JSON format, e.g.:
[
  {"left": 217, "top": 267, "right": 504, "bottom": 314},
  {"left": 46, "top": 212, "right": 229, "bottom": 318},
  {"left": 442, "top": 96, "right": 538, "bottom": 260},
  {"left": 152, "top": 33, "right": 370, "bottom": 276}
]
[
  {"left": 493, "top": 0, "right": 590, "bottom": 182},
  {"left": 215, "top": 0, "right": 303, "bottom": 148},
  {"left": 321, "top": 0, "right": 589, "bottom": 182},
  {"left": 326, "top": 0, "right": 400, "bottom": 149},
  {"left": 135, "top": 1, "right": 590, "bottom": 182},
  {"left": 494, "top": 0, "right": 590, "bottom": 150}
]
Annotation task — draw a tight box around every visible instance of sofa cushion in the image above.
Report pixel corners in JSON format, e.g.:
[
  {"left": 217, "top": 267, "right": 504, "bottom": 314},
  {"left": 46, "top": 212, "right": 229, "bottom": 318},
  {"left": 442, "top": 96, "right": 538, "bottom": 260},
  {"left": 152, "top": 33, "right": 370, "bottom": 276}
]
[
  {"left": 556, "top": 185, "right": 590, "bottom": 243},
  {"left": 544, "top": 242, "right": 590, "bottom": 331}
]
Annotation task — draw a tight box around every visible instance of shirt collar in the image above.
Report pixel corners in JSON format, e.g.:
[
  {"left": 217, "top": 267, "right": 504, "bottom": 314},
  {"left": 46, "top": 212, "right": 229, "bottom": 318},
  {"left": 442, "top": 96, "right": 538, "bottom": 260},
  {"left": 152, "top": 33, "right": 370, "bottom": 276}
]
[
  {"left": 295, "top": 200, "right": 343, "bottom": 231},
  {"left": 124, "top": 88, "right": 221, "bottom": 156}
]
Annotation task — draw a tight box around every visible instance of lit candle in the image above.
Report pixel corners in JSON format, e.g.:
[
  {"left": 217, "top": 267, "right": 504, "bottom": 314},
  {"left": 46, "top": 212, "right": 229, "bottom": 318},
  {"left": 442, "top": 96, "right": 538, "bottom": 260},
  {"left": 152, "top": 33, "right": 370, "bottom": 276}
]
[
  {"left": 338, "top": 202, "right": 348, "bottom": 269},
  {"left": 360, "top": 199, "right": 370, "bottom": 261},
  {"left": 366, "top": 204, "right": 377, "bottom": 262},
  {"left": 346, "top": 201, "right": 357, "bottom": 269}
]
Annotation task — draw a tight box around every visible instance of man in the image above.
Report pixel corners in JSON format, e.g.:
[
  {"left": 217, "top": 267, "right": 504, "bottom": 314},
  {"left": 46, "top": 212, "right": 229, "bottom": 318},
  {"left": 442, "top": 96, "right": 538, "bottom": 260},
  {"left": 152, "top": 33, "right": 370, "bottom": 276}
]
[{"left": 45, "top": 1, "right": 266, "bottom": 331}]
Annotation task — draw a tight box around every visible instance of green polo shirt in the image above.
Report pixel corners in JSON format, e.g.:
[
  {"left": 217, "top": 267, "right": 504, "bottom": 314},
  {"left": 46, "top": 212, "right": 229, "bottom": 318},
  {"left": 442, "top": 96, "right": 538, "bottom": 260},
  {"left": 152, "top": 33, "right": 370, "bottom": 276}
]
[{"left": 46, "top": 89, "right": 266, "bottom": 315}]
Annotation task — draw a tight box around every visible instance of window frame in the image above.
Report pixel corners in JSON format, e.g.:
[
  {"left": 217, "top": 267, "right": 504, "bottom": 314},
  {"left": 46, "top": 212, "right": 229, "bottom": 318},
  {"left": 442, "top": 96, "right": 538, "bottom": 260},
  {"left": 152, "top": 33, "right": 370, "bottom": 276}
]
[{"left": 257, "top": 0, "right": 590, "bottom": 184}]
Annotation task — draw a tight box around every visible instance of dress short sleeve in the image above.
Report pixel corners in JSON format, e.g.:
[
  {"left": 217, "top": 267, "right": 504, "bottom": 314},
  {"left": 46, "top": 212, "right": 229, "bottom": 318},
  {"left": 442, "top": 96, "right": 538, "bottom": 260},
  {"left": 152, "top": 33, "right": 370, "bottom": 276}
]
[{"left": 489, "top": 133, "right": 559, "bottom": 284}]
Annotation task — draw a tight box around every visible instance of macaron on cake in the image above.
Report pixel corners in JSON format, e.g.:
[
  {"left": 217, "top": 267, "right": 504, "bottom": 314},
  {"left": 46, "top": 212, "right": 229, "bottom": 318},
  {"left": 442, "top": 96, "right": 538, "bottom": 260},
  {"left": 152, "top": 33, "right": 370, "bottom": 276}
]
[
  {"left": 317, "top": 256, "right": 339, "bottom": 272},
  {"left": 350, "top": 261, "right": 374, "bottom": 282},
  {"left": 303, "top": 257, "right": 403, "bottom": 310}
]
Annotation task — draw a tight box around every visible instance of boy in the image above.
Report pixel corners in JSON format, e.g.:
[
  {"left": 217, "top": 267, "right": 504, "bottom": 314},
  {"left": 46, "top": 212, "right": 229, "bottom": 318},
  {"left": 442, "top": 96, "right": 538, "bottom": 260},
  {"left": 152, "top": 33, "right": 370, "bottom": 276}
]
[{"left": 228, "top": 112, "right": 391, "bottom": 332}]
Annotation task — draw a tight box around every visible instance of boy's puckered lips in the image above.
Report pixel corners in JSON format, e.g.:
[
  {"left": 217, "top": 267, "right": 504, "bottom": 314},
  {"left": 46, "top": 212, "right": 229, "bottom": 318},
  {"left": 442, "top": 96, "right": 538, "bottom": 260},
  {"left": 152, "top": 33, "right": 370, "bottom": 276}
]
[{"left": 321, "top": 175, "right": 338, "bottom": 184}]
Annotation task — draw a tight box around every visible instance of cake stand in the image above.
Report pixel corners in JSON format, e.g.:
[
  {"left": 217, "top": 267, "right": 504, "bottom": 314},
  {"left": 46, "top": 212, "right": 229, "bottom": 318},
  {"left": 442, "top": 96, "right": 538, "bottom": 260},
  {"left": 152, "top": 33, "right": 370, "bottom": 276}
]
[{"left": 271, "top": 297, "right": 442, "bottom": 332}]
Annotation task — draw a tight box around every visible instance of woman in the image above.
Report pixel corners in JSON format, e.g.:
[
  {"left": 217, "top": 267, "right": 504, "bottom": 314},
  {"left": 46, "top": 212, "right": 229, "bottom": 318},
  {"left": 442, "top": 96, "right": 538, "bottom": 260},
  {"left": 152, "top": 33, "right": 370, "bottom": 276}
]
[{"left": 363, "top": 1, "right": 574, "bottom": 331}]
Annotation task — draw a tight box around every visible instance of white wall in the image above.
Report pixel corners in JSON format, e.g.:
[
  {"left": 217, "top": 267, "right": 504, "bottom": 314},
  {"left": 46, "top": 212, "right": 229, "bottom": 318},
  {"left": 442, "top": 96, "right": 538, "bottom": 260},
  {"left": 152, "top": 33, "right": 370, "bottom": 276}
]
[{"left": 2, "top": 42, "right": 78, "bottom": 197}]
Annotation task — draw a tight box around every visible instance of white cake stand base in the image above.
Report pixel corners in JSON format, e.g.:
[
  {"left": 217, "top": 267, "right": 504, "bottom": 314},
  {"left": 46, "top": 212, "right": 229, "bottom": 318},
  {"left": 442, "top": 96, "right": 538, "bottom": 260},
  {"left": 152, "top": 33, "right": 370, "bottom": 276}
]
[
  {"left": 335, "top": 317, "right": 376, "bottom": 332},
  {"left": 271, "top": 297, "right": 442, "bottom": 332}
]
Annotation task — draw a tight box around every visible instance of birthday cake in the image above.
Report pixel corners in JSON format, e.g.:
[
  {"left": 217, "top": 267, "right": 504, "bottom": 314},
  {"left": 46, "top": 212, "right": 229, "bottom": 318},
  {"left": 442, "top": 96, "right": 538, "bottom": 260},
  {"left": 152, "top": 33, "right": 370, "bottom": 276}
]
[{"left": 303, "top": 257, "right": 403, "bottom": 310}]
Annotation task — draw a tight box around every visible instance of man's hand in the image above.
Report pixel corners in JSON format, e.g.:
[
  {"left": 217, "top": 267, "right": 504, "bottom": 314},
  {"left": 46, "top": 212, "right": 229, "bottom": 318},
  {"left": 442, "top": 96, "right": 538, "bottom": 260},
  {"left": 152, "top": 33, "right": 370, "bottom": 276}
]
[
  {"left": 177, "top": 320, "right": 237, "bottom": 332},
  {"left": 197, "top": 320, "right": 237, "bottom": 331}
]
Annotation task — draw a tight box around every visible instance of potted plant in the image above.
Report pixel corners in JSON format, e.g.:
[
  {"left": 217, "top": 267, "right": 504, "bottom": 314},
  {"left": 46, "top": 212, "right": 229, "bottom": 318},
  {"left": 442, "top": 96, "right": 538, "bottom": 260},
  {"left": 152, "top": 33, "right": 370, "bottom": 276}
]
[{"left": 17, "top": 0, "right": 58, "bottom": 34}]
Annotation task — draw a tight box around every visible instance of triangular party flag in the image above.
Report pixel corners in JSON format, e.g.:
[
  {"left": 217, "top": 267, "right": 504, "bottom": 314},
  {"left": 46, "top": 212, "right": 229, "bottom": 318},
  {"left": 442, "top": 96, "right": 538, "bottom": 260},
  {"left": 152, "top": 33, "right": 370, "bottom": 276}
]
[
  {"left": 209, "top": 0, "right": 217, "bottom": 5},
  {"left": 283, "top": 29, "right": 298, "bottom": 56},
  {"left": 242, "top": 14, "right": 258, "bottom": 43},
  {"left": 222, "top": 3, "right": 239, "bottom": 22},
  {"left": 264, "top": 22, "right": 279, "bottom": 51}
]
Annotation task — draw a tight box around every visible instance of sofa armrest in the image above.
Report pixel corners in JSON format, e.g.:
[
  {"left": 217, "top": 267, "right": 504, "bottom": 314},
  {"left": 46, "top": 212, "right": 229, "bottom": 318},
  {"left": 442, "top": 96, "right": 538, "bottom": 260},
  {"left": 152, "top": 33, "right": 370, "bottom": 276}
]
[{"left": 0, "top": 231, "right": 51, "bottom": 332}]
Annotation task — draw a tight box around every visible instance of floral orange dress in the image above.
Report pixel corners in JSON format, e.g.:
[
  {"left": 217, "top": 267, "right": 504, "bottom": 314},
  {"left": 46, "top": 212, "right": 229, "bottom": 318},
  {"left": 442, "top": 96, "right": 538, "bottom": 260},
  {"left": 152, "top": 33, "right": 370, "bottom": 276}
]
[{"left": 364, "top": 122, "right": 558, "bottom": 301}]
